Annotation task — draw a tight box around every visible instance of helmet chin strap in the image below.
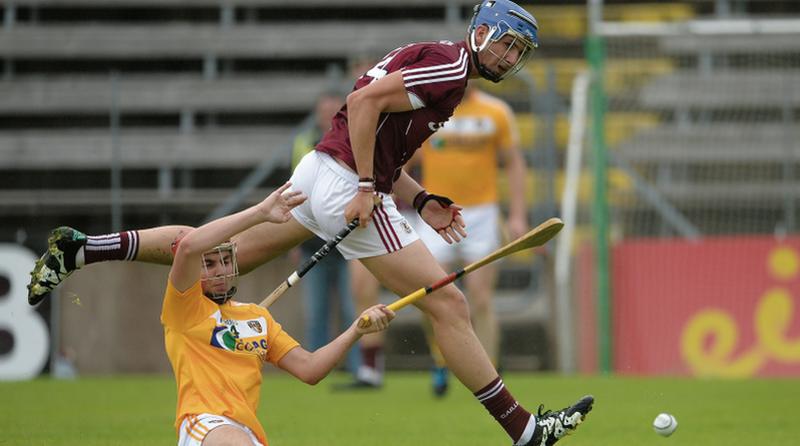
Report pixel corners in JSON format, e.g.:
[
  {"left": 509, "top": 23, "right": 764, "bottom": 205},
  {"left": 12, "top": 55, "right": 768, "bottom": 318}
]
[
  {"left": 469, "top": 26, "right": 503, "bottom": 83},
  {"left": 205, "top": 286, "right": 237, "bottom": 305}
]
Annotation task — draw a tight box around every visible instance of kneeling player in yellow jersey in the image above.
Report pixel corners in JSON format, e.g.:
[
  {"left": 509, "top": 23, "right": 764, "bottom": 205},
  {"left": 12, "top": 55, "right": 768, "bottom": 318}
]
[{"left": 163, "top": 181, "right": 395, "bottom": 446}]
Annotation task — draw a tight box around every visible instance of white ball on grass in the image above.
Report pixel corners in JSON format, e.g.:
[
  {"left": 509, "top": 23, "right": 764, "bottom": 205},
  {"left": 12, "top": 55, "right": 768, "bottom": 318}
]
[{"left": 653, "top": 413, "right": 678, "bottom": 437}]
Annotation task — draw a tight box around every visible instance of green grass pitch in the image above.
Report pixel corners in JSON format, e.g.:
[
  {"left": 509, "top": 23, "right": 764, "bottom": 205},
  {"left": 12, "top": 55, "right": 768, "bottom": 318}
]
[{"left": 2, "top": 372, "right": 797, "bottom": 445}]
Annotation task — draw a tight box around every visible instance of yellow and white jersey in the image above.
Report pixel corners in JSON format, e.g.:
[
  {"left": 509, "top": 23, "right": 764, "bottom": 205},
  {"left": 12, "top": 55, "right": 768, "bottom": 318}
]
[
  {"left": 161, "top": 280, "right": 299, "bottom": 446},
  {"left": 420, "top": 90, "right": 519, "bottom": 206}
]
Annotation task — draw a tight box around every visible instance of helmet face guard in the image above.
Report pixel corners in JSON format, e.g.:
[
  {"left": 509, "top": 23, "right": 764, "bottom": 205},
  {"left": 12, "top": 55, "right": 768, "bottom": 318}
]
[
  {"left": 468, "top": 0, "right": 539, "bottom": 83},
  {"left": 201, "top": 242, "right": 239, "bottom": 305}
]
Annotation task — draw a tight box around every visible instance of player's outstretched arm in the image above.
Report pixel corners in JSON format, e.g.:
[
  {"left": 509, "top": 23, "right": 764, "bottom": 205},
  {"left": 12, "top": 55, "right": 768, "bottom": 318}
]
[
  {"left": 277, "top": 304, "right": 394, "bottom": 385},
  {"left": 170, "top": 182, "right": 307, "bottom": 292}
]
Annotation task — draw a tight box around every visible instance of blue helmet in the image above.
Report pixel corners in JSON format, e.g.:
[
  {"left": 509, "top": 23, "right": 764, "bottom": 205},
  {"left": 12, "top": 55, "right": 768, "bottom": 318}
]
[{"left": 467, "top": 0, "right": 539, "bottom": 82}]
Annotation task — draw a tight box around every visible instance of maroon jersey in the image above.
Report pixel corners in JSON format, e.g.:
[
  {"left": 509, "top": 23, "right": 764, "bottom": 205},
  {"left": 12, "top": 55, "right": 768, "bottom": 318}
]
[{"left": 316, "top": 40, "right": 470, "bottom": 193}]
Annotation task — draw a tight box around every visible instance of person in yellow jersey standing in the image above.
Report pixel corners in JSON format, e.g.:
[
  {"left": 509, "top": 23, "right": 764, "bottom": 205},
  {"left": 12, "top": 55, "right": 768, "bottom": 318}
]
[
  {"left": 413, "top": 84, "right": 528, "bottom": 397},
  {"left": 163, "top": 182, "right": 395, "bottom": 446}
]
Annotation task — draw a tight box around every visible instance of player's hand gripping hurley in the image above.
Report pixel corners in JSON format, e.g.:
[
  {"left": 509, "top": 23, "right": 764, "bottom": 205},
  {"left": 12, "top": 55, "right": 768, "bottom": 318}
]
[
  {"left": 359, "top": 217, "right": 564, "bottom": 328},
  {"left": 259, "top": 195, "right": 381, "bottom": 308}
]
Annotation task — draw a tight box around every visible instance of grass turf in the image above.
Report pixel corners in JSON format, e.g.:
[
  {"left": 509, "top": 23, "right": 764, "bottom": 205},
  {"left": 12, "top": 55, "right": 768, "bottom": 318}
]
[{"left": 2, "top": 372, "right": 797, "bottom": 445}]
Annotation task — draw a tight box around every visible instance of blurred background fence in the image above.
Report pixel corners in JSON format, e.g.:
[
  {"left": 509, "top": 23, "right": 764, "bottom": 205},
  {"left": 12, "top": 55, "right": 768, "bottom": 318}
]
[{"left": 1, "top": 0, "right": 799, "bottom": 379}]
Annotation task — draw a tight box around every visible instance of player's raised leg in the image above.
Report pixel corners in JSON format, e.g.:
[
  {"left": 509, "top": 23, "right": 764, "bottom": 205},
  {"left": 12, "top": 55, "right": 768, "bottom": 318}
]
[
  {"left": 28, "top": 225, "right": 192, "bottom": 305},
  {"left": 27, "top": 216, "right": 314, "bottom": 305},
  {"left": 229, "top": 217, "right": 315, "bottom": 275}
]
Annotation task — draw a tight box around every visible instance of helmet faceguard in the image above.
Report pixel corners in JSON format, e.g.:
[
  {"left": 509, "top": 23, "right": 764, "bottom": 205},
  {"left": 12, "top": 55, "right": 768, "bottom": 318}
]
[
  {"left": 467, "top": 0, "right": 539, "bottom": 83},
  {"left": 200, "top": 242, "right": 239, "bottom": 305}
]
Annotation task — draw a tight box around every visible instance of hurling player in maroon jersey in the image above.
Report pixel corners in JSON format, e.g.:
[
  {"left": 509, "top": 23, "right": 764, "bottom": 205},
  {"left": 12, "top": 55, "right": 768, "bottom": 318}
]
[{"left": 28, "top": 1, "right": 592, "bottom": 444}]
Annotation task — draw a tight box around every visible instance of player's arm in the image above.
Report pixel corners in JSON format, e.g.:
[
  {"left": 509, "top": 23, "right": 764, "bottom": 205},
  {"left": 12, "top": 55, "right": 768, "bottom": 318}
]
[
  {"left": 169, "top": 182, "right": 306, "bottom": 292},
  {"left": 344, "top": 70, "right": 413, "bottom": 228},
  {"left": 496, "top": 101, "right": 528, "bottom": 239},
  {"left": 277, "top": 304, "right": 394, "bottom": 385},
  {"left": 499, "top": 141, "right": 528, "bottom": 239},
  {"left": 392, "top": 169, "right": 425, "bottom": 206}
]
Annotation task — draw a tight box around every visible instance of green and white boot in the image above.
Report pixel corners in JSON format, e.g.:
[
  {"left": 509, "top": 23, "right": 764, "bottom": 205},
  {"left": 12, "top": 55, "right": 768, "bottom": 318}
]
[{"left": 27, "top": 226, "right": 86, "bottom": 305}]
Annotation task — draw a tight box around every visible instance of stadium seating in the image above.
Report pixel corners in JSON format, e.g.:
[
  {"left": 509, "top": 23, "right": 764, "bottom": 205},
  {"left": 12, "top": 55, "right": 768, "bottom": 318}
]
[{"left": 615, "top": 29, "right": 800, "bottom": 234}]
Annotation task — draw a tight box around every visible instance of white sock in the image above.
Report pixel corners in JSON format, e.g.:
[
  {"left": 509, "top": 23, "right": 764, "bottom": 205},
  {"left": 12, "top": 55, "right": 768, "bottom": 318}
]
[
  {"left": 75, "top": 246, "right": 85, "bottom": 268},
  {"left": 514, "top": 415, "right": 537, "bottom": 446},
  {"left": 356, "top": 365, "right": 382, "bottom": 385}
]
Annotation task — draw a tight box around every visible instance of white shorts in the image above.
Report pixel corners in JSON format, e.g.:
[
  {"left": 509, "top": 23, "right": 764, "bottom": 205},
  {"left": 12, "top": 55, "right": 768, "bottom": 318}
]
[
  {"left": 416, "top": 203, "right": 500, "bottom": 264},
  {"left": 289, "top": 151, "right": 419, "bottom": 260},
  {"left": 178, "top": 413, "right": 264, "bottom": 446}
]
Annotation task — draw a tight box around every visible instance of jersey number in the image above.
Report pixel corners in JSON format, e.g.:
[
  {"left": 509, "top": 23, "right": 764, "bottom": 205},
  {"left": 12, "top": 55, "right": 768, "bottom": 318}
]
[{"left": 365, "top": 55, "right": 396, "bottom": 83}]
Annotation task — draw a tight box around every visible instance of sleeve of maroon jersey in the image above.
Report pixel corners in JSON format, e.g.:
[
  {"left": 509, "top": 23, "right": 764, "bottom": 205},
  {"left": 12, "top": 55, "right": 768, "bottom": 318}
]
[{"left": 400, "top": 43, "right": 469, "bottom": 111}]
